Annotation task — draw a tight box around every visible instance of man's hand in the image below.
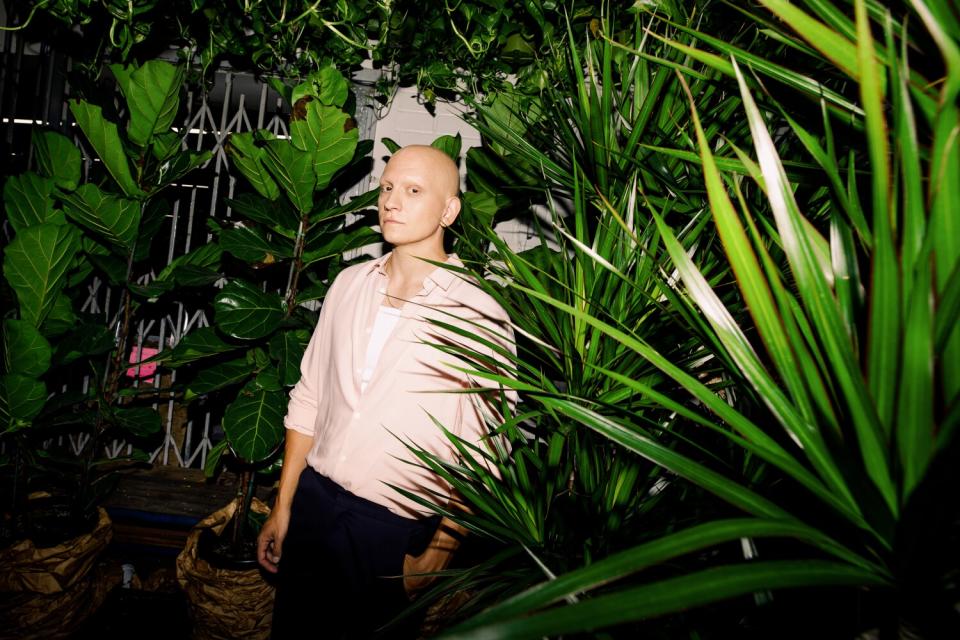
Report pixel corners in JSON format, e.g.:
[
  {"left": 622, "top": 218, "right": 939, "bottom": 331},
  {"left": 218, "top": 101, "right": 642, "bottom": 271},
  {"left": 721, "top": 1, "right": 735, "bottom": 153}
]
[
  {"left": 402, "top": 545, "right": 454, "bottom": 597},
  {"left": 402, "top": 517, "right": 463, "bottom": 597},
  {"left": 257, "top": 507, "right": 290, "bottom": 573}
]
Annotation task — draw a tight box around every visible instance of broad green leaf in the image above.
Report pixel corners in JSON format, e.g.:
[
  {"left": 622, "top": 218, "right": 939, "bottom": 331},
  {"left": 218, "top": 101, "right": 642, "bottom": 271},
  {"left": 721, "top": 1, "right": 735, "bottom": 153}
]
[
  {"left": 3, "top": 223, "right": 81, "bottom": 328},
  {"left": 261, "top": 139, "right": 316, "bottom": 214},
  {"left": 52, "top": 322, "right": 115, "bottom": 366},
  {"left": 186, "top": 358, "right": 251, "bottom": 399},
  {"left": 40, "top": 292, "right": 76, "bottom": 337},
  {"left": 115, "top": 60, "right": 184, "bottom": 148},
  {"left": 155, "top": 243, "right": 222, "bottom": 283},
  {"left": 288, "top": 100, "right": 358, "bottom": 191},
  {"left": 301, "top": 224, "right": 379, "bottom": 267},
  {"left": 214, "top": 280, "right": 284, "bottom": 340},
  {"left": 225, "top": 132, "right": 281, "bottom": 201},
  {"left": 0, "top": 373, "right": 47, "bottom": 422},
  {"left": 68, "top": 100, "right": 143, "bottom": 198},
  {"left": 254, "top": 368, "right": 282, "bottom": 392},
  {"left": 112, "top": 406, "right": 163, "bottom": 437},
  {"left": 381, "top": 137, "right": 401, "bottom": 154},
  {"left": 134, "top": 197, "right": 168, "bottom": 262},
  {"left": 219, "top": 225, "right": 292, "bottom": 264},
  {"left": 431, "top": 133, "right": 463, "bottom": 161},
  {"left": 3, "top": 173, "right": 61, "bottom": 232},
  {"left": 3, "top": 319, "right": 52, "bottom": 377},
  {"left": 155, "top": 149, "right": 211, "bottom": 190},
  {"left": 291, "top": 65, "right": 349, "bottom": 107},
  {"left": 461, "top": 191, "right": 507, "bottom": 230},
  {"left": 160, "top": 326, "right": 238, "bottom": 367},
  {"left": 60, "top": 183, "right": 141, "bottom": 252},
  {"left": 225, "top": 193, "right": 300, "bottom": 232},
  {"left": 222, "top": 388, "right": 286, "bottom": 464},
  {"left": 269, "top": 330, "right": 310, "bottom": 386},
  {"left": 32, "top": 130, "right": 81, "bottom": 191}
]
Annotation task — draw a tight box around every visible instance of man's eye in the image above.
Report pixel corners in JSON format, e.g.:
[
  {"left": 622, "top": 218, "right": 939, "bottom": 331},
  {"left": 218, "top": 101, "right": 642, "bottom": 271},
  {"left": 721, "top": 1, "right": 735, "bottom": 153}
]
[
  {"left": 381, "top": 186, "right": 392, "bottom": 192},
  {"left": 410, "top": 188, "right": 420, "bottom": 194}
]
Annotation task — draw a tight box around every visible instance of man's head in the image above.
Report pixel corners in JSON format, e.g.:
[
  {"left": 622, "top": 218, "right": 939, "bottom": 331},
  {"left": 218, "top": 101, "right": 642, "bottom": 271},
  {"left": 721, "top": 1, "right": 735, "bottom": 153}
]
[{"left": 377, "top": 145, "right": 461, "bottom": 254}]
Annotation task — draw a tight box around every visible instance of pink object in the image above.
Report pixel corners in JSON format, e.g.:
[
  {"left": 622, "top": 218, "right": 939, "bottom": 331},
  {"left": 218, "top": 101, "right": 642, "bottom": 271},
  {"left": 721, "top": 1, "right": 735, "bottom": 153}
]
[{"left": 126, "top": 347, "right": 159, "bottom": 383}]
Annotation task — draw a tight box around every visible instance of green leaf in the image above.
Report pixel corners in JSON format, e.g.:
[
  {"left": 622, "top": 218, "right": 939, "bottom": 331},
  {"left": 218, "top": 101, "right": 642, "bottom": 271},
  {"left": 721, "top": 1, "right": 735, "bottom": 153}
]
[
  {"left": 461, "top": 191, "right": 507, "bottom": 230},
  {"left": 219, "top": 225, "right": 292, "bottom": 264},
  {"left": 446, "top": 560, "right": 886, "bottom": 639},
  {"left": 160, "top": 327, "right": 238, "bottom": 367},
  {"left": 59, "top": 183, "right": 141, "bottom": 252},
  {"left": 225, "top": 132, "right": 281, "bottom": 201},
  {"left": 260, "top": 139, "right": 316, "bottom": 214},
  {"left": 301, "top": 224, "right": 378, "bottom": 268},
  {"left": 52, "top": 322, "right": 115, "bottom": 366},
  {"left": 254, "top": 368, "right": 282, "bottom": 391},
  {"left": 115, "top": 60, "right": 184, "bottom": 148},
  {"left": 269, "top": 330, "right": 310, "bottom": 386},
  {"left": 3, "top": 223, "right": 81, "bottom": 328},
  {"left": 757, "top": 0, "right": 859, "bottom": 80},
  {"left": 288, "top": 99, "right": 358, "bottom": 191},
  {"left": 225, "top": 193, "right": 300, "bottom": 232},
  {"left": 292, "top": 65, "right": 349, "bottom": 107},
  {"left": 0, "top": 373, "right": 47, "bottom": 422},
  {"left": 222, "top": 388, "right": 286, "bottom": 464},
  {"left": 40, "top": 292, "right": 76, "bottom": 337},
  {"left": 186, "top": 358, "right": 251, "bottom": 399},
  {"left": 112, "top": 406, "right": 163, "bottom": 437},
  {"left": 214, "top": 280, "right": 284, "bottom": 340},
  {"left": 32, "top": 130, "right": 81, "bottom": 191},
  {"left": 3, "top": 172, "right": 62, "bottom": 232},
  {"left": 3, "top": 319, "right": 52, "bottom": 377},
  {"left": 155, "top": 242, "right": 222, "bottom": 283},
  {"left": 204, "top": 439, "right": 228, "bottom": 477},
  {"left": 431, "top": 133, "right": 462, "bottom": 160},
  {"left": 155, "top": 149, "right": 211, "bottom": 189},
  {"left": 68, "top": 100, "right": 144, "bottom": 198},
  {"left": 381, "top": 137, "right": 401, "bottom": 154}
]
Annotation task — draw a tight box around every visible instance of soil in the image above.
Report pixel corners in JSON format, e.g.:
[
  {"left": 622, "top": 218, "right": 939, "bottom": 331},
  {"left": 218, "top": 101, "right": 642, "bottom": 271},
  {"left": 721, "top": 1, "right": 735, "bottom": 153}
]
[
  {"left": 0, "top": 497, "right": 98, "bottom": 548},
  {"left": 196, "top": 527, "right": 260, "bottom": 571}
]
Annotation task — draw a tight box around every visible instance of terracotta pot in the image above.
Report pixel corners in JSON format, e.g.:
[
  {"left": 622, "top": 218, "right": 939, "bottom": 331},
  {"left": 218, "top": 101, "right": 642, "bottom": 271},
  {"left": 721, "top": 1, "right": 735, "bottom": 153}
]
[{"left": 0, "top": 507, "right": 112, "bottom": 640}]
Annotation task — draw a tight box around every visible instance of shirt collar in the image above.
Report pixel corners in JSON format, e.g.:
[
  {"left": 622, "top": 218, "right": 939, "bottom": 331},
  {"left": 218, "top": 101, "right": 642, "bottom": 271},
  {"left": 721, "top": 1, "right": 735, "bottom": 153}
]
[{"left": 366, "top": 251, "right": 463, "bottom": 291}]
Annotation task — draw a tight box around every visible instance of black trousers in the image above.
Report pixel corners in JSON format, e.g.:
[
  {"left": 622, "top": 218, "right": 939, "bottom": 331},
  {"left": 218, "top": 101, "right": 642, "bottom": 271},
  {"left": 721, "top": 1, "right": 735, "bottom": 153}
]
[{"left": 272, "top": 468, "right": 440, "bottom": 639}]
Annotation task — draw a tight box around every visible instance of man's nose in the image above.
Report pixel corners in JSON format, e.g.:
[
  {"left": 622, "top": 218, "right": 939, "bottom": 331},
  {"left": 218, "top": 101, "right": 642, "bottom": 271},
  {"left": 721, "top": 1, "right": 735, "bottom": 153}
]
[{"left": 382, "top": 190, "right": 399, "bottom": 209}]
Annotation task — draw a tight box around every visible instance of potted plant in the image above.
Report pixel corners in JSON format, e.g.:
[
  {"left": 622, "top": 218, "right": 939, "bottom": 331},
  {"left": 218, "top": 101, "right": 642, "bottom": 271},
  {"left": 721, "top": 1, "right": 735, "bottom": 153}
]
[
  {"left": 171, "top": 63, "right": 378, "bottom": 640},
  {"left": 0, "top": 58, "right": 210, "bottom": 638}
]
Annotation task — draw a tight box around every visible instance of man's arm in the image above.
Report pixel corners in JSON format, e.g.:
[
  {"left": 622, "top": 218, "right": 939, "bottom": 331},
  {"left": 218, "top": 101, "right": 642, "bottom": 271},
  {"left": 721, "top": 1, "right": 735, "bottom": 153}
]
[
  {"left": 257, "top": 430, "right": 313, "bottom": 573},
  {"left": 403, "top": 514, "right": 468, "bottom": 596}
]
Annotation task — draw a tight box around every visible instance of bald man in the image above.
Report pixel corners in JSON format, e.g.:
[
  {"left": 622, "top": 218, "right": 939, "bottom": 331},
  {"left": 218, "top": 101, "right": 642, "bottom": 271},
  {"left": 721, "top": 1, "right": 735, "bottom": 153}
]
[{"left": 258, "top": 146, "right": 515, "bottom": 639}]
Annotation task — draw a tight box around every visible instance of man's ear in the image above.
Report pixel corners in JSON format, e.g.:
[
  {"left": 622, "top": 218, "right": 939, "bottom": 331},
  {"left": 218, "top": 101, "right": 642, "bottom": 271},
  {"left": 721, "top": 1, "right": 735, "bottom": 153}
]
[{"left": 441, "top": 196, "right": 462, "bottom": 227}]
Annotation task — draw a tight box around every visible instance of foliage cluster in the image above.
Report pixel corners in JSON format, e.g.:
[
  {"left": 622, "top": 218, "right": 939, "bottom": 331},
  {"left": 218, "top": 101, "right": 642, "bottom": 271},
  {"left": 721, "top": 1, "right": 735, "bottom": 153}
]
[{"left": 1, "top": 59, "right": 209, "bottom": 541}]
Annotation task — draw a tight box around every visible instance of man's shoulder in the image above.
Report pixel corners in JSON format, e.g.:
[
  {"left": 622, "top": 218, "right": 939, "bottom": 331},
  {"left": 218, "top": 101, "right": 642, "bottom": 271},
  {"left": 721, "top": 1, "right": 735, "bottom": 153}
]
[{"left": 446, "top": 273, "right": 510, "bottom": 323}]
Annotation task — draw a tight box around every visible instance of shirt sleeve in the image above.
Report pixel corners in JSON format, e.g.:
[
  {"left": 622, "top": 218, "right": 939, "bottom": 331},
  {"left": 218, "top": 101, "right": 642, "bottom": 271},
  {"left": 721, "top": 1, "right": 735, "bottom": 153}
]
[
  {"left": 283, "top": 274, "right": 342, "bottom": 436},
  {"left": 454, "top": 297, "right": 518, "bottom": 457}
]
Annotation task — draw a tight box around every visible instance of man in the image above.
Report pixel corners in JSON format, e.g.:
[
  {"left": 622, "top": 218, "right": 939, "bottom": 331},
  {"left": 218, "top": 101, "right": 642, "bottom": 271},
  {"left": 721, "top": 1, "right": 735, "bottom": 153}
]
[{"left": 257, "top": 145, "right": 515, "bottom": 638}]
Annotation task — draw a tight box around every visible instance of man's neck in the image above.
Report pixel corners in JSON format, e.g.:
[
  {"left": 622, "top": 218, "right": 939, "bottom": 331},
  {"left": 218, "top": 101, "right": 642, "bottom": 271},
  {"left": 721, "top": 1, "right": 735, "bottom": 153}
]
[{"left": 386, "top": 245, "right": 448, "bottom": 287}]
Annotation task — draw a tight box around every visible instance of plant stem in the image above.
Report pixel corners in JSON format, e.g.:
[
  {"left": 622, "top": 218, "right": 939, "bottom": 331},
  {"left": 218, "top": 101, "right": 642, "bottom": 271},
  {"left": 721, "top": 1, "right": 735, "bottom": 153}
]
[{"left": 284, "top": 216, "right": 308, "bottom": 317}]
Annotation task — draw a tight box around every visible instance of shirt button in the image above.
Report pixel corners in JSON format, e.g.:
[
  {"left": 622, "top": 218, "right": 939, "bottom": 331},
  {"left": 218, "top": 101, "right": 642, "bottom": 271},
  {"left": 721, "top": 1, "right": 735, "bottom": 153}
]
[
  {"left": 353, "top": 411, "right": 360, "bottom": 419},
  {"left": 339, "top": 454, "right": 347, "bottom": 462}
]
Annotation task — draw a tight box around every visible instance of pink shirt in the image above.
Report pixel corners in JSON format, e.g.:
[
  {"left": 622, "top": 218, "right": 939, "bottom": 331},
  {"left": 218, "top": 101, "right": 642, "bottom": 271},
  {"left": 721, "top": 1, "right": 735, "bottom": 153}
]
[{"left": 284, "top": 253, "right": 516, "bottom": 518}]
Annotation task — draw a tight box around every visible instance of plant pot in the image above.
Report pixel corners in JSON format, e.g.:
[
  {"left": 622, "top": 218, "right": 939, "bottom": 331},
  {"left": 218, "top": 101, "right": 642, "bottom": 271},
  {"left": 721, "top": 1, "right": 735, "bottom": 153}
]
[
  {"left": 176, "top": 498, "right": 274, "bottom": 640},
  {"left": 0, "top": 507, "right": 112, "bottom": 639}
]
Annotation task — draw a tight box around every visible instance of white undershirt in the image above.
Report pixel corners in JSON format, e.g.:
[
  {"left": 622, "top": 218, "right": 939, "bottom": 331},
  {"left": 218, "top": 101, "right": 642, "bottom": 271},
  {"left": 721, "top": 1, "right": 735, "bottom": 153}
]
[{"left": 360, "top": 306, "right": 403, "bottom": 393}]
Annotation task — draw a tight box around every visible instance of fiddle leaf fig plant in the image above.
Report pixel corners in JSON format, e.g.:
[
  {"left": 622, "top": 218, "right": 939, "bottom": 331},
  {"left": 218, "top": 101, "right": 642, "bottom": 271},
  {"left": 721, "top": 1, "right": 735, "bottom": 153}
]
[
  {"left": 162, "top": 64, "right": 378, "bottom": 561},
  {"left": 1, "top": 58, "right": 210, "bottom": 542}
]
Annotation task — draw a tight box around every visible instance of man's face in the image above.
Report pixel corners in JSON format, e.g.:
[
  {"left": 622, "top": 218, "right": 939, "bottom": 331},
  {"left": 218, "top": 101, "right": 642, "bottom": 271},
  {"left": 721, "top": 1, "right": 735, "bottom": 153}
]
[{"left": 377, "top": 147, "right": 458, "bottom": 251}]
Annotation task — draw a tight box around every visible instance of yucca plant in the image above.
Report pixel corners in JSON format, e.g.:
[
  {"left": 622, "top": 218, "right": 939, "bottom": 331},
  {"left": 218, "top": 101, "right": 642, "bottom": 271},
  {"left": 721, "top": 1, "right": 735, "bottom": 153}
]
[{"left": 417, "top": 0, "right": 959, "bottom": 637}]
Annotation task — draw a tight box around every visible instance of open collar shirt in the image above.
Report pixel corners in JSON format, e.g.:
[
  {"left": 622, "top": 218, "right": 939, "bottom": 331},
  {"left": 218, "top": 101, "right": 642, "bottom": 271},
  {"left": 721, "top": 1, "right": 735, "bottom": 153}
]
[{"left": 284, "top": 253, "right": 516, "bottom": 518}]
